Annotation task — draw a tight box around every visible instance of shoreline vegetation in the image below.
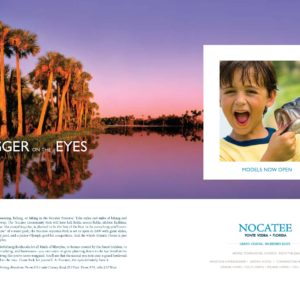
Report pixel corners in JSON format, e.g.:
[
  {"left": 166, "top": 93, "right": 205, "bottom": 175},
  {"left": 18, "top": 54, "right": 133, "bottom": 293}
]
[
  {"left": 1, "top": 20, "right": 202, "bottom": 142},
  {"left": 101, "top": 110, "right": 203, "bottom": 129}
]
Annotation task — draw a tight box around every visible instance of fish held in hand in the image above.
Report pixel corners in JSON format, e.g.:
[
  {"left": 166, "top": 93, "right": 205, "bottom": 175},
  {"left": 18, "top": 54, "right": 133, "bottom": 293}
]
[{"left": 274, "top": 97, "right": 300, "bottom": 134}]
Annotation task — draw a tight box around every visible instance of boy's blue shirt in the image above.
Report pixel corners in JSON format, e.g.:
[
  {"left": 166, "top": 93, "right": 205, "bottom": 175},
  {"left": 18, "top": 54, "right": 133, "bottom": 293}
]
[{"left": 224, "top": 127, "right": 276, "bottom": 147}]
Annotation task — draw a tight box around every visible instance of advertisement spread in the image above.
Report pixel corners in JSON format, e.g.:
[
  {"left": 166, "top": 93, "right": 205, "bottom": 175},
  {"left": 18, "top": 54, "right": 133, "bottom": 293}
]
[{"left": 1, "top": 0, "right": 300, "bottom": 299}]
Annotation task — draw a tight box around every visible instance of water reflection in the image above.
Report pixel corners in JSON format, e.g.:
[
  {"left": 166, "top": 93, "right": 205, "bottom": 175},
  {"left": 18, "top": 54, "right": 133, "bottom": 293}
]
[
  {"left": 2, "top": 127, "right": 300, "bottom": 199},
  {"left": 0, "top": 128, "right": 201, "bottom": 199},
  {"left": 105, "top": 126, "right": 203, "bottom": 142},
  {"left": 0, "top": 134, "right": 99, "bottom": 199}
]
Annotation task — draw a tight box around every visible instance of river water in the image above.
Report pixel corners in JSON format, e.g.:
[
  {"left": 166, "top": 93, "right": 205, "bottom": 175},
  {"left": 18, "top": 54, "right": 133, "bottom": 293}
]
[{"left": 1, "top": 128, "right": 300, "bottom": 199}]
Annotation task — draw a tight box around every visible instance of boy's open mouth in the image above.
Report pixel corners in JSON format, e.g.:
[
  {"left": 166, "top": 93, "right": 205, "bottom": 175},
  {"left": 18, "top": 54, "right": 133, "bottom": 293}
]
[{"left": 234, "top": 111, "right": 250, "bottom": 125}]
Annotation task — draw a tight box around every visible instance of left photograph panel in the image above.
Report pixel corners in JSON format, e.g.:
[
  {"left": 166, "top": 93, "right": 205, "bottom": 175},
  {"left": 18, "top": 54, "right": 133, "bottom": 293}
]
[{"left": 0, "top": 1, "right": 202, "bottom": 199}]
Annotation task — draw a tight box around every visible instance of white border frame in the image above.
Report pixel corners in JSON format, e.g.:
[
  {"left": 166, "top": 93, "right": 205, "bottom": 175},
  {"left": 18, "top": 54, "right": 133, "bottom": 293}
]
[{"left": 203, "top": 45, "right": 300, "bottom": 180}]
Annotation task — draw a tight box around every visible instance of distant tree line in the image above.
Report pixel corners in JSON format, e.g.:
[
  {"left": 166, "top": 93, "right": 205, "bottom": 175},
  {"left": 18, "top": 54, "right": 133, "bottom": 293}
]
[
  {"left": 101, "top": 110, "right": 203, "bottom": 128},
  {"left": 0, "top": 20, "right": 100, "bottom": 138}
]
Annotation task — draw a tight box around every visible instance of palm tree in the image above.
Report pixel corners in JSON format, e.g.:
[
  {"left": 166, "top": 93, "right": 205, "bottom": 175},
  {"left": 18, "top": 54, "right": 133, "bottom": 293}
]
[
  {"left": 0, "top": 21, "right": 11, "bottom": 138},
  {"left": 29, "top": 65, "right": 48, "bottom": 101},
  {"left": 6, "top": 66, "right": 31, "bottom": 133},
  {"left": 75, "top": 91, "right": 93, "bottom": 130},
  {"left": 83, "top": 90, "right": 94, "bottom": 128},
  {"left": 8, "top": 29, "right": 40, "bottom": 136},
  {"left": 33, "top": 52, "right": 63, "bottom": 136},
  {"left": 88, "top": 102, "right": 99, "bottom": 127},
  {"left": 71, "top": 71, "right": 92, "bottom": 130},
  {"left": 57, "top": 58, "right": 82, "bottom": 132}
]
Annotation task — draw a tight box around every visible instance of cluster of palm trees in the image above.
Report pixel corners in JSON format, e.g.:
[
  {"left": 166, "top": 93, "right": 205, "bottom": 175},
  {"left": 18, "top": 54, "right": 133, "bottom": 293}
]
[{"left": 0, "top": 20, "right": 99, "bottom": 138}]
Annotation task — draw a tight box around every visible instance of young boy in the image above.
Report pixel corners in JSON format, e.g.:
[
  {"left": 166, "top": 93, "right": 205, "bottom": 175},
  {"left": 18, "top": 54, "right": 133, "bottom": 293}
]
[{"left": 220, "top": 61, "right": 300, "bottom": 161}]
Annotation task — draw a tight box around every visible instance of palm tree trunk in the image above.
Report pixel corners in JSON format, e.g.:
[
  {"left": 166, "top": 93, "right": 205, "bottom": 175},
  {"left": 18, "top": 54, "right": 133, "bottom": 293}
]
[
  {"left": 0, "top": 40, "right": 8, "bottom": 138},
  {"left": 84, "top": 102, "right": 88, "bottom": 128},
  {"left": 79, "top": 104, "right": 84, "bottom": 129},
  {"left": 35, "top": 71, "right": 54, "bottom": 136},
  {"left": 77, "top": 102, "right": 84, "bottom": 130},
  {"left": 75, "top": 102, "right": 80, "bottom": 130},
  {"left": 50, "top": 88, "right": 54, "bottom": 107},
  {"left": 64, "top": 91, "right": 70, "bottom": 130},
  {"left": 15, "top": 154, "right": 21, "bottom": 198},
  {"left": 57, "top": 73, "right": 71, "bottom": 132},
  {"left": 16, "top": 52, "right": 23, "bottom": 136},
  {"left": 57, "top": 83, "right": 60, "bottom": 108},
  {"left": 9, "top": 69, "right": 14, "bottom": 96}
]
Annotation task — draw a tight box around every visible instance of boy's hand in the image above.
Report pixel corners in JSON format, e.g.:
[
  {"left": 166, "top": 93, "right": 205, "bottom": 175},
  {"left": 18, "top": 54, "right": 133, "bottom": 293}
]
[{"left": 261, "top": 127, "right": 296, "bottom": 161}]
